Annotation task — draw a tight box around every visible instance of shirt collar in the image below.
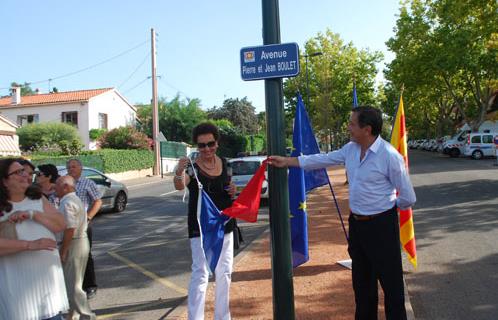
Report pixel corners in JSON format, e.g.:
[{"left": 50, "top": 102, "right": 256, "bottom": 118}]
[
  {"left": 368, "top": 135, "right": 383, "bottom": 154},
  {"left": 60, "top": 191, "right": 77, "bottom": 202}
]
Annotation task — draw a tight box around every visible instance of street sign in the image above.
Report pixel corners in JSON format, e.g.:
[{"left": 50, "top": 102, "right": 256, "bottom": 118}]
[{"left": 240, "top": 42, "right": 300, "bottom": 81}]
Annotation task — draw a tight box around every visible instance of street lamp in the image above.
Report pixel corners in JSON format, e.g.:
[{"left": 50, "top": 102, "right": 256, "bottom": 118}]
[{"left": 303, "top": 51, "right": 323, "bottom": 108}]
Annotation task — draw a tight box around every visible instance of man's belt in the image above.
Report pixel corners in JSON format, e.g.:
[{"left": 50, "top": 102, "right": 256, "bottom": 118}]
[{"left": 350, "top": 206, "right": 396, "bottom": 221}]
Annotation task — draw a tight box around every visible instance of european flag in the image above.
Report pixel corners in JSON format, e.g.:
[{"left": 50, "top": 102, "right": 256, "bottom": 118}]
[
  {"left": 197, "top": 189, "right": 230, "bottom": 273},
  {"left": 289, "top": 94, "right": 329, "bottom": 267}
]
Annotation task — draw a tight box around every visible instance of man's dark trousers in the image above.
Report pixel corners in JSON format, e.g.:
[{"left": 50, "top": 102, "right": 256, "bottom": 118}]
[
  {"left": 83, "top": 223, "right": 97, "bottom": 290},
  {"left": 348, "top": 207, "right": 407, "bottom": 320}
]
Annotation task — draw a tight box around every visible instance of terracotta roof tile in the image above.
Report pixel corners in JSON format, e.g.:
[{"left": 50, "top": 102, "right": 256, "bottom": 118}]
[{"left": 0, "top": 88, "right": 113, "bottom": 107}]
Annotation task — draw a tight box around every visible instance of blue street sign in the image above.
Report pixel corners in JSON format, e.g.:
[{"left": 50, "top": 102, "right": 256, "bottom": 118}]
[{"left": 240, "top": 43, "right": 300, "bottom": 81}]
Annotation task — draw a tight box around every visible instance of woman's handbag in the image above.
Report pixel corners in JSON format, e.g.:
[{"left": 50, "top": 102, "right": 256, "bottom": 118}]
[{"left": 233, "top": 225, "right": 244, "bottom": 250}]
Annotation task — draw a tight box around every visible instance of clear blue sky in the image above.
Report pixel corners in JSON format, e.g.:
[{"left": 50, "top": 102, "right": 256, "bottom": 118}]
[{"left": 1, "top": 0, "right": 401, "bottom": 112}]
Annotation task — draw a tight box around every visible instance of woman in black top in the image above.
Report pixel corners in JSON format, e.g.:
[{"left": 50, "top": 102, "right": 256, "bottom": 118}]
[{"left": 174, "top": 122, "right": 236, "bottom": 320}]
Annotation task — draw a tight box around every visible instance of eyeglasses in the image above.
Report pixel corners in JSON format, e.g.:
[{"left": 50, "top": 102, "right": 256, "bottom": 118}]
[
  {"left": 197, "top": 141, "right": 216, "bottom": 149},
  {"left": 7, "top": 168, "right": 27, "bottom": 177},
  {"left": 35, "top": 171, "right": 45, "bottom": 177}
]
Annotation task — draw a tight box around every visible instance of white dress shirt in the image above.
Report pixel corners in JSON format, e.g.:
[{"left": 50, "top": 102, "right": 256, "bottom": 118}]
[{"left": 298, "top": 136, "right": 416, "bottom": 215}]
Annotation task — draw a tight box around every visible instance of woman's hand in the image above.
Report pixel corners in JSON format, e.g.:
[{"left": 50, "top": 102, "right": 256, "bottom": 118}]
[
  {"left": 8, "top": 211, "right": 31, "bottom": 223},
  {"left": 226, "top": 181, "right": 237, "bottom": 198},
  {"left": 176, "top": 157, "right": 189, "bottom": 176},
  {"left": 28, "top": 238, "right": 57, "bottom": 251}
]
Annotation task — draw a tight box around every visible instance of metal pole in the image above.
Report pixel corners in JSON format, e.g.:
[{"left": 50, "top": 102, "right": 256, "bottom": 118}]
[
  {"left": 261, "top": 1, "right": 295, "bottom": 319},
  {"left": 151, "top": 28, "right": 160, "bottom": 175},
  {"left": 305, "top": 55, "right": 310, "bottom": 108}
]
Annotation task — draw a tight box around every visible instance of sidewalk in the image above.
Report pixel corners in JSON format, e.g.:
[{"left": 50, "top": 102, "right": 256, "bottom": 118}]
[{"left": 169, "top": 167, "right": 415, "bottom": 320}]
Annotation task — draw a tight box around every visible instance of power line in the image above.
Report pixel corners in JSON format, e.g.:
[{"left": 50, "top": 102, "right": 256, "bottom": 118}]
[
  {"left": 122, "top": 77, "right": 151, "bottom": 95},
  {"left": 117, "top": 52, "right": 151, "bottom": 89},
  {"left": 0, "top": 39, "right": 150, "bottom": 90},
  {"left": 157, "top": 76, "right": 191, "bottom": 99}
]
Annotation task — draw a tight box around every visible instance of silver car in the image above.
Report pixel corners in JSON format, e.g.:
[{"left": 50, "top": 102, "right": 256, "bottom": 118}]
[
  {"left": 57, "top": 166, "right": 128, "bottom": 213},
  {"left": 228, "top": 156, "right": 268, "bottom": 199}
]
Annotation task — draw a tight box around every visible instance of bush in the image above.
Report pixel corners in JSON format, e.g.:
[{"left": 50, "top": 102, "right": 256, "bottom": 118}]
[
  {"left": 99, "top": 126, "right": 151, "bottom": 150},
  {"left": 89, "top": 128, "right": 107, "bottom": 141},
  {"left": 17, "top": 122, "right": 81, "bottom": 152},
  {"left": 97, "top": 149, "right": 154, "bottom": 173},
  {"left": 30, "top": 149, "right": 154, "bottom": 173}
]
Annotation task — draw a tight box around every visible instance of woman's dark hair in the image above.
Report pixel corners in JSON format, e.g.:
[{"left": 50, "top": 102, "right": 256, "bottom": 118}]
[
  {"left": 353, "top": 106, "right": 383, "bottom": 137},
  {"left": 38, "top": 164, "right": 60, "bottom": 183},
  {"left": 0, "top": 158, "right": 42, "bottom": 214},
  {"left": 192, "top": 122, "right": 220, "bottom": 143},
  {"left": 18, "top": 159, "right": 35, "bottom": 171}
]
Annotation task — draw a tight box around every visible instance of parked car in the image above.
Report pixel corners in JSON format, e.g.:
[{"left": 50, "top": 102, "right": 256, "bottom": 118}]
[
  {"left": 228, "top": 156, "right": 268, "bottom": 199},
  {"left": 57, "top": 166, "right": 128, "bottom": 212},
  {"left": 464, "top": 132, "right": 498, "bottom": 160}
]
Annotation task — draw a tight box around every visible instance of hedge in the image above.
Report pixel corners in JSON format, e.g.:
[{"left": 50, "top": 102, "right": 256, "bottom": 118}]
[{"left": 29, "top": 149, "right": 154, "bottom": 173}]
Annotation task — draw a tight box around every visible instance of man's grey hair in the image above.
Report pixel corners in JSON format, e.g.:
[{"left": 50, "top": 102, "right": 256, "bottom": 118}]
[
  {"left": 66, "top": 158, "right": 82, "bottom": 168},
  {"left": 57, "top": 175, "right": 76, "bottom": 189}
]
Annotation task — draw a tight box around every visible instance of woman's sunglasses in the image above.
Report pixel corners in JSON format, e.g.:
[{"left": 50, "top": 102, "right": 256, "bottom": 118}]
[{"left": 197, "top": 141, "right": 216, "bottom": 149}]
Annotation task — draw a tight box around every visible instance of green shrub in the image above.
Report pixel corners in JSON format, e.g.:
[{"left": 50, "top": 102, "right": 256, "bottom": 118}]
[
  {"left": 245, "top": 134, "right": 266, "bottom": 153},
  {"left": 99, "top": 126, "right": 151, "bottom": 150},
  {"left": 17, "top": 122, "right": 81, "bottom": 151},
  {"left": 58, "top": 139, "right": 83, "bottom": 156},
  {"left": 89, "top": 128, "right": 107, "bottom": 141},
  {"left": 96, "top": 149, "right": 154, "bottom": 173},
  {"left": 30, "top": 149, "right": 154, "bottom": 173}
]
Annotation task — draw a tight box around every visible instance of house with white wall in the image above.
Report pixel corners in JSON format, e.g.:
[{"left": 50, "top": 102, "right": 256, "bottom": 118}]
[
  {"left": 0, "top": 87, "right": 136, "bottom": 150},
  {"left": 0, "top": 114, "right": 21, "bottom": 156}
]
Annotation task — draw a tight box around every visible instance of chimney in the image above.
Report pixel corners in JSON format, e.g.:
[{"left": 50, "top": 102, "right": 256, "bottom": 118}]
[{"left": 11, "top": 86, "right": 21, "bottom": 104}]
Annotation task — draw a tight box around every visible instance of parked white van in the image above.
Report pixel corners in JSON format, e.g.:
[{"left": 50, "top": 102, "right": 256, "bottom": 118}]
[{"left": 464, "top": 132, "right": 498, "bottom": 159}]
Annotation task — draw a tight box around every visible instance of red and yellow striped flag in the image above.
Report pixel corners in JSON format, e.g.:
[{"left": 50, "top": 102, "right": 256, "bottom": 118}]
[{"left": 390, "top": 94, "right": 417, "bottom": 268}]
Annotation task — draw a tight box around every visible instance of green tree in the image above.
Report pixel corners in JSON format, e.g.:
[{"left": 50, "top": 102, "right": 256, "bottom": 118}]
[
  {"left": 10, "top": 82, "right": 35, "bottom": 96},
  {"left": 207, "top": 97, "right": 259, "bottom": 134},
  {"left": 385, "top": 0, "right": 498, "bottom": 135},
  {"left": 208, "top": 119, "right": 246, "bottom": 158},
  {"left": 136, "top": 94, "right": 207, "bottom": 144},
  {"left": 284, "top": 29, "right": 382, "bottom": 149}
]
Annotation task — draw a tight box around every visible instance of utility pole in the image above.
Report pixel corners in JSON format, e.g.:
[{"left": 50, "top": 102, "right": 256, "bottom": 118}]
[
  {"left": 151, "top": 28, "right": 160, "bottom": 175},
  {"left": 261, "top": 1, "right": 295, "bottom": 319}
]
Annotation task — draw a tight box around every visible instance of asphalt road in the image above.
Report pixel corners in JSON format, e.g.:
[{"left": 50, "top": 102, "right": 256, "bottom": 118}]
[
  {"left": 406, "top": 150, "right": 498, "bottom": 320},
  {"left": 87, "top": 177, "right": 269, "bottom": 319}
]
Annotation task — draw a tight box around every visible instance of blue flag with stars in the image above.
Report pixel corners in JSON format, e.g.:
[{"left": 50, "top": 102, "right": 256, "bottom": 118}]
[
  {"left": 289, "top": 94, "right": 329, "bottom": 267},
  {"left": 198, "top": 189, "right": 230, "bottom": 273}
]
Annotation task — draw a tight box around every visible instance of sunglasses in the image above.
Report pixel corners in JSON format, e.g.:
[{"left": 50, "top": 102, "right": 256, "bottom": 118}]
[
  {"left": 197, "top": 141, "right": 216, "bottom": 149},
  {"left": 7, "top": 168, "right": 27, "bottom": 177}
]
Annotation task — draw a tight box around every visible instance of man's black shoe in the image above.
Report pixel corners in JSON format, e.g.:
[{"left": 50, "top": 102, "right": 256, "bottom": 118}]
[{"left": 86, "top": 287, "right": 97, "bottom": 300}]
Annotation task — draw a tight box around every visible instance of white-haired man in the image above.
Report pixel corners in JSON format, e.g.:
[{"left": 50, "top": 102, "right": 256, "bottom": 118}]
[{"left": 55, "top": 175, "right": 96, "bottom": 320}]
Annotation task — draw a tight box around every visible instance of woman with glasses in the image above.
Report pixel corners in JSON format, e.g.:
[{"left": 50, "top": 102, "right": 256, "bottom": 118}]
[
  {"left": 36, "top": 164, "right": 61, "bottom": 207},
  {"left": 0, "top": 158, "right": 68, "bottom": 320},
  {"left": 19, "top": 158, "right": 36, "bottom": 184},
  {"left": 174, "top": 122, "right": 237, "bottom": 320}
]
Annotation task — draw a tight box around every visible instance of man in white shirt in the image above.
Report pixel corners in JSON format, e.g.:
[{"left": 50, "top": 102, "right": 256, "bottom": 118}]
[
  {"left": 55, "top": 176, "right": 96, "bottom": 320},
  {"left": 269, "top": 106, "right": 416, "bottom": 320}
]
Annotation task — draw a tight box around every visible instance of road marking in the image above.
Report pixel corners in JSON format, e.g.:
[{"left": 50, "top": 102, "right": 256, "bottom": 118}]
[
  {"left": 160, "top": 190, "right": 178, "bottom": 196},
  {"left": 108, "top": 251, "right": 188, "bottom": 295}
]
